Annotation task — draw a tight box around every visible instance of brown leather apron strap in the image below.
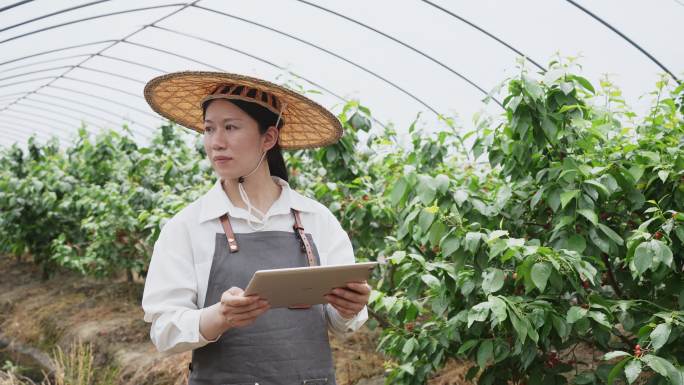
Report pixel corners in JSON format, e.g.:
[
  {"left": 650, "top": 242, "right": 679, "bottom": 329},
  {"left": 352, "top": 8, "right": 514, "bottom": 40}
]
[
  {"left": 219, "top": 214, "right": 239, "bottom": 253},
  {"left": 292, "top": 208, "right": 317, "bottom": 267},
  {"left": 219, "top": 210, "right": 315, "bottom": 264}
]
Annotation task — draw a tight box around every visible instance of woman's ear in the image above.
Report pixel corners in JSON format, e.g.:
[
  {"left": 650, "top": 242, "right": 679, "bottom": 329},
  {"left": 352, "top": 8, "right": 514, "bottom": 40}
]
[{"left": 262, "top": 125, "right": 279, "bottom": 152}]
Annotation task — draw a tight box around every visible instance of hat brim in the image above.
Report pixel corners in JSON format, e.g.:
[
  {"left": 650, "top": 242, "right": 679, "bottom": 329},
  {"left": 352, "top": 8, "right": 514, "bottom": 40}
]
[{"left": 143, "top": 71, "right": 343, "bottom": 149}]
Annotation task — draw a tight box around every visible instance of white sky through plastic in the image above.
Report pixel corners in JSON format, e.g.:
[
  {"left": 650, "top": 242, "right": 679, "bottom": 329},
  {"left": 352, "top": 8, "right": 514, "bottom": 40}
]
[{"left": 0, "top": 0, "right": 682, "bottom": 148}]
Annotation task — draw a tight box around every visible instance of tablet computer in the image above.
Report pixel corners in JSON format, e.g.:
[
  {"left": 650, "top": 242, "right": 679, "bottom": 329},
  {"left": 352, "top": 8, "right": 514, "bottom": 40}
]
[{"left": 244, "top": 262, "right": 378, "bottom": 308}]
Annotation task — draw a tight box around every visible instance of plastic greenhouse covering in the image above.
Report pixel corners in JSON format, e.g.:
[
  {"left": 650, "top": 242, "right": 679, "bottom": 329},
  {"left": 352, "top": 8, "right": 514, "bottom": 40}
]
[{"left": 0, "top": 0, "right": 682, "bottom": 148}]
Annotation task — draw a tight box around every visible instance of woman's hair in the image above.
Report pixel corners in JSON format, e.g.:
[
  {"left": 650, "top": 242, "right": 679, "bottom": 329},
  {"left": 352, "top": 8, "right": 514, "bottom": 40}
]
[{"left": 202, "top": 99, "right": 288, "bottom": 181}]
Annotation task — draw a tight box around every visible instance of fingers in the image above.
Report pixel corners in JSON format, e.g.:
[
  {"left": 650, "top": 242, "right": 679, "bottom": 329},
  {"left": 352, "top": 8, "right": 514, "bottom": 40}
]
[
  {"left": 221, "top": 287, "right": 260, "bottom": 307},
  {"left": 327, "top": 301, "right": 358, "bottom": 319},
  {"left": 227, "top": 286, "right": 244, "bottom": 295},
  {"left": 344, "top": 282, "right": 371, "bottom": 295},
  {"left": 325, "top": 292, "right": 364, "bottom": 315},
  {"left": 219, "top": 299, "right": 269, "bottom": 316},
  {"left": 329, "top": 287, "right": 366, "bottom": 304},
  {"left": 231, "top": 303, "right": 270, "bottom": 321}
]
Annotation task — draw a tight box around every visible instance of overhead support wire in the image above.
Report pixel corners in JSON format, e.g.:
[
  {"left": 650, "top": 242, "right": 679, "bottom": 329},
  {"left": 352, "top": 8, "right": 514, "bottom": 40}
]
[
  {"left": 566, "top": 0, "right": 680, "bottom": 83},
  {"left": 0, "top": 54, "right": 92, "bottom": 75},
  {"left": 31, "top": 90, "right": 156, "bottom": 125},
  {"left": 17, "top": 98, "right": 155, "bottom": 138},
  {"left": 0, "top": 0, "right": 111, "bottom": 33},
  {"left": 0, "top": 3, "right": 187, "bottom": 45},
  {"left": 189, "top": 5, "right": 442, "bottom": 114},
  {"left": 0, "top": 1, "right": 197, "bottom": 134},
  {"left": 0, "top": 124, "right": 70, "bottom": 143},
  {"left": 294, "top": 0, "right": 502, "bottom": 107},
  {"left": 46, "top": 85, "right": 161, "bottom": 119},
  {"left": 0, "top": 0, "right": 34, "bottom": 14},
  {"left": 420, "top": 0, "right": 546, "bottom": 72},
  {"left": 0, "top": 40, "right": 118, "bottom": 68}
]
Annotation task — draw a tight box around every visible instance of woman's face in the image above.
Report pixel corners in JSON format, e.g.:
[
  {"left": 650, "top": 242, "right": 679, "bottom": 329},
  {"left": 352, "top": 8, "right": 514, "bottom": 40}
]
[{"left": 203, "top": 99, "right": 274, "bottom": 181}]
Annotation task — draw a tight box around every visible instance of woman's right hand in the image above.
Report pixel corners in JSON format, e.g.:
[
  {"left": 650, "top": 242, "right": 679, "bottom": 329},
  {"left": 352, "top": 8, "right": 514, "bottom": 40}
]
[{"left": 218, "top": 286, "right": 270, "bottom": 331}]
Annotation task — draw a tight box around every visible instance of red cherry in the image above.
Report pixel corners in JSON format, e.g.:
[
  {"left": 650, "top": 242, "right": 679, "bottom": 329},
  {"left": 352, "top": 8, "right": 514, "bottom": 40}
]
[
  {"left": 654, "top": 231, "right": 663, "bottom": 240},
  {"left": 582, "top": 280, "right": 590, "bottom": 289}
]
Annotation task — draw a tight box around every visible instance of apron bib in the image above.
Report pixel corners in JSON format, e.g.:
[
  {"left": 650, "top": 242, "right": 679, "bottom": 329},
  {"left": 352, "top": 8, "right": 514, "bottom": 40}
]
[{"left": 188, "top": 209, "right": 336, "bottom": 385}]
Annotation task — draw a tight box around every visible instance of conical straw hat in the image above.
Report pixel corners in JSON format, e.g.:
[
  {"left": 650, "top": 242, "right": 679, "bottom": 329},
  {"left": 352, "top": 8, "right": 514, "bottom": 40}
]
[{"left": 144, "top": 71, "right": 343, "bottom": 149}]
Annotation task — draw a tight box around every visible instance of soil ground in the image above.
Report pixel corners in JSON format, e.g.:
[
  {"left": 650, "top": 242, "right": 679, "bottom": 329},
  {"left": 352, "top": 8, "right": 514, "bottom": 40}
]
[{"left": 0, "top": 257, "right": 471, "bottom": 385}]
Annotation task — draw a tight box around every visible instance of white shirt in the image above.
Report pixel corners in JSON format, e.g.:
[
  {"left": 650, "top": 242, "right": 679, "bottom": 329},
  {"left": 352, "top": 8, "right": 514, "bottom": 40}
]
[{"left": 141, "top": 176, "right": 368, "bottom": 355}]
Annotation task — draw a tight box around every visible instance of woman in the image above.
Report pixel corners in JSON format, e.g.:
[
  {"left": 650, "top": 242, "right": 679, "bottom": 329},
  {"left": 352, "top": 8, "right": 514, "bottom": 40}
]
[{"left": 141, "top": 72, "right": 371, "bottom": 385}]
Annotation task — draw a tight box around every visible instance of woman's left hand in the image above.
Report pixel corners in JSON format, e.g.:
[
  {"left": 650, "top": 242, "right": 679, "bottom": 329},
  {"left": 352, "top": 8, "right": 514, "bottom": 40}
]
[{"left": 324, "top": 280, "right": 371, "bottom": 319}]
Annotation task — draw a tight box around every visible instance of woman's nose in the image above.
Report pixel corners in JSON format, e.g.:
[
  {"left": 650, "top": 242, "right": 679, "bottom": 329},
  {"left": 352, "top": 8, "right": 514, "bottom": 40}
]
[{"left": 210, "top": 129, "right": 228, "bottom": 150}]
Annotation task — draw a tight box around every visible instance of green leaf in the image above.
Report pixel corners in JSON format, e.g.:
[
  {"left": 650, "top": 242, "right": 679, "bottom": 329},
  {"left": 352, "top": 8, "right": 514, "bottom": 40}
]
[
  {"left": 584, "top": 179, "right": 611, "bottom": 198},
  {"left": 418, "top": 208, "right": 436, "bottom": 233},
  {"left": 634, "top": 241, "right": 655, "bottom": 274},
  {"left": 604, "top": 351, "right": 631, "bottom": 360},
  {"left": 488, "top": 295, "right": 508, "bottom": 324},
  {"left": 416, "top": 175, "right": 437, "bottom": 204},
  {"left": 390, "top": 177, "right": 408, "bottom": 206},
  {"left": 429, "top": 221, "right": 447, "bottom": 246},
  {"left": 578, "top": 209, "right": 598, "bottom": 226},
  {"left": 441, "top": 237, "right": 460, "bottom": 257},
  {"left": 468, "top": 302, "right": 491, "bottom": 327},
  {"left": 658, "top": 170, "right": 669, "bottom": 183},
  {"left": 402, "top": 337, "right": 418, "bottom": 358},
  {"left": 598, "top": 223, "right": 624, "bottom": 245},
  {"left": 399, "top": 362, "right": 415, "bottom": 375},
  {"left": 531, "top": 189, "right": 543, "bottom": 209},
  {"left": 653, "top": 240, "right": 673, "bottom": 267},
  {"left": 590, "top": 227, "right": 612, "bottom": 254},
  {"left": 421, "top": 274, "right": 441, "bottom": 289},
  {"left": 531, "top": 262, "right": 552, "bottom": 292},
  {"left": 566, "top": 234, "right": 587, "bottom": 253},
  {"left": 624, "top": 359, "right": 642, "bottom": 384},
  {"left": 542, "top": 117, "right": 559, "bottom": 144},
  {"left": 477, "top": 340, "right": 493, "bottom": 368},
  {"left": 570, "top": 75, "right": 596, "bottom": 94},
  {"left": 650, "top": 323, "right": 672, "bottom": 351},
  {"left": 508, "top": 310, "right": 527, "bottom": 343},
  {"left": 522, "top": 74, "right": 544, "bottom": 100},
  {"left": 482, "top": 268, "right": 505, "bottom": 294},
  {"left": 548, "top": 188, "right": 561, "bottom": 212},
  {"left": 457, "top": 339, "right": 479, "bottom": 356},
  {"left": 641, "top": 354, "right": 669, "bottom": 377},
  {"left": 567, "top": 306, "right": 588, "bottom": 323},
  {"left": 560, "top": 189, "right": 580, "bottom": 209},
  {"left": 607, "top": 357, "right": 631, "bottom": 385},
  {"left": 465, "top": 232, "right": 481, "bottom": 254},
  {"left": 628, "top": 165, "right": 645, "bottom": 183}
]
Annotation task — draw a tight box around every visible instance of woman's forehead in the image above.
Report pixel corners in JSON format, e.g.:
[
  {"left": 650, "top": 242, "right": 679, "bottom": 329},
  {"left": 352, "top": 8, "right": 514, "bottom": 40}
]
[{"left": 204, "top": 99, "right": 250, "bottom": 121}]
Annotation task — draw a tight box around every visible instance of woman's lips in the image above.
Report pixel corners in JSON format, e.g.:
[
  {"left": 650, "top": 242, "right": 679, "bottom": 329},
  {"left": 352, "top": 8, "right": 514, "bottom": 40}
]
[{"left": 213, "top": 156, "right": 232, "bottom": 164}]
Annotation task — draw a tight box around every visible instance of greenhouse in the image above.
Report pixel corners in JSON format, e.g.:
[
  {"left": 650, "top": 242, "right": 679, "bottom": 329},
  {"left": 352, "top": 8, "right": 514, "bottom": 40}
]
[{"left": 0, "top": 1, "right": 682, "bottom": 385}]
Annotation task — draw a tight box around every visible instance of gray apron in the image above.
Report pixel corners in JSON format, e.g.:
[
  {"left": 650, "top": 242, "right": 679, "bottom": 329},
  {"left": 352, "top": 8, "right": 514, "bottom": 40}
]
[{"left": 188, "top": 209, "right": 337, "bottom": 385}]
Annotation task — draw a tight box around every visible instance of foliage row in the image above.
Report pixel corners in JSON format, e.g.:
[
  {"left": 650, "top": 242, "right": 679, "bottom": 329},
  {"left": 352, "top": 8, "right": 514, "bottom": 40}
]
[{"left": 1, "top": 62, "right": 683, "bottom": 384}]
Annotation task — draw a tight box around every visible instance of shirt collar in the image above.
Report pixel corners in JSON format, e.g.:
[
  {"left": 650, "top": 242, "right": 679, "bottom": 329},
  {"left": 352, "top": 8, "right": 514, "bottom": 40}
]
[{"left": 198, "top": 176, "right": 315, "bottom": 224}]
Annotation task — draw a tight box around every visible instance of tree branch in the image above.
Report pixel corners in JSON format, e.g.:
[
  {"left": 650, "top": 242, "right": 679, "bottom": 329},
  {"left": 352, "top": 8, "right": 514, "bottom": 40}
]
[{"left": 601, "top": 253, "right": 624, "bottom": 298}]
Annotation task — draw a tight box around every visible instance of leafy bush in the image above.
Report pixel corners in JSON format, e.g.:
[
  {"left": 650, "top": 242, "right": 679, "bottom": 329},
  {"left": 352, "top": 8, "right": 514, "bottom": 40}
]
[{"left": 1, "top": 61, "right": 682, "bottom": 384}]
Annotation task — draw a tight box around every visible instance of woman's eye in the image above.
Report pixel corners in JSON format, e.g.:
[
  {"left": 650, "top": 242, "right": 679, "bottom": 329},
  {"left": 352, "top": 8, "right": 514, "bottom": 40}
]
[
  {"left": 225, "top": 124, "right": 236, "bottom": 130},
  {"left": 204, "top": 126, "right": 213, "bottom": 133}
]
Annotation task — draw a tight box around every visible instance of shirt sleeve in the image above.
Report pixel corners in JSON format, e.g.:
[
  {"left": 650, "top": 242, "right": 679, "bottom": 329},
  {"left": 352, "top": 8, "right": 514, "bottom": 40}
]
[
  {"left": 319, "top": 210, "right": 369, "bottom": 339},
  {"left": 141, "top": 216, "right": 219, "bottom": 355}
]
